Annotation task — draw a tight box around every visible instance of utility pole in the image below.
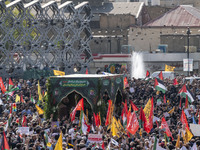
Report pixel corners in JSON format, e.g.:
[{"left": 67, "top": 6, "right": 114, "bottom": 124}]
[{"left": 187, "top": 27, "right": 191, "bottom": 76}]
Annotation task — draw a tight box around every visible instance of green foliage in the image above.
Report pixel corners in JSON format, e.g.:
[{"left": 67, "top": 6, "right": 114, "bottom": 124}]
[
  {"left": 95, "top": 79, "right": 107, "bottom": 122},
  {"left": 44, "top": 78, "right": 58, "bottom": 119}
]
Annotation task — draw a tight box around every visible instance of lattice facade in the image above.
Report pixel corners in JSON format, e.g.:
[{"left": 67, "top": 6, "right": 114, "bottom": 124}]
[{"left": 0, "top": 0, "right": 93, "bottom": 78}]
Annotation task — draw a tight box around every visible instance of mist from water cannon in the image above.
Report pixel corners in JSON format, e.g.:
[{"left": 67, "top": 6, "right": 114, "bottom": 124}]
[{"left": 131, "top": 51, "right": 145, "bottom": 79}]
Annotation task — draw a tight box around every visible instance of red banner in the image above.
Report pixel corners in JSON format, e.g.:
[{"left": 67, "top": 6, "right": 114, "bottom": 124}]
[
  {"left": 181, "top": 109, "right": 189, "bottom": 130},
  {"left": 0, "top": 77, "right": 6, "bottom": 94},
  {"left": 127, "top": 111, "right": 139, "bottom": 135},
  {"left": 70, "top": 98, "right": 84, "bottom": 122},
  {"left": 161, "top": 117, "right": 173, "bottom": 140}
]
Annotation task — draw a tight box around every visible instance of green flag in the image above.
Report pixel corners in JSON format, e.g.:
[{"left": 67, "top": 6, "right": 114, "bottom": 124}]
[{"left": 153, "top": 135, "right": 157, "bottom": 150}]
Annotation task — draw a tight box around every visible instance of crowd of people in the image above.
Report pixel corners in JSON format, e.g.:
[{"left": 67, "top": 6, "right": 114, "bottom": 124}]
[{"left": 0, "top": 74, "right": 200, "bottom": 150}]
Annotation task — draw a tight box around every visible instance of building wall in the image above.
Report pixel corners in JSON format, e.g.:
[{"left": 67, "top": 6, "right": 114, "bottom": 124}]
[
  {"left": 160, "top": 0, "right": 200, "bottom": 8},
  {"left": 90, "top": 29, "right": 129, "bottom": 54},
  {"left": 161, "top": 35, "right": 200, "bottom": 53},
  {"left": 128, "top": 27, "right": 200, "bottom": 52},
  {"left": 100, "top": 14, "right": 136, "bottom": 29}
]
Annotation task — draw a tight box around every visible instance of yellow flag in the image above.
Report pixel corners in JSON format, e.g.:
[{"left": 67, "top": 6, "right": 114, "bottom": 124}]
[
  {"left": 15, "top": 94, "right": 20, "bottom": 103},
  {"left": 35, "top": 104, "right": 44, "bottom": 115},
  {"left": 109, "top": 103, "right": 114, "bottom": 126},
  {"left": 53, "top": 70, "right": 65, "bottom": 76},
  {"left": 144, "top": 98, "right": 152, "bottom": 122},
  {"left": 38, "top": 81, "right": 43, "bottom": 101},
  {"left": 44, "top": 92, "right": 47, "bottom": 97},
  {"left": 165, "top": 64, "right": 175, "bottom": 71},
  {"left": 54, "top": 132, "right": 63, "bottom": 150},
  {"left": 182, "top": 131, "right": 187, "bottom": 144},
  {"left": 139, "top": 128, "right": 142, "bottom": 137},
  {"left": 117, "top": 119, "right": 126, "bottom": 134},
  {"left": 129, "top": 105, "right": 131, "bottom": 112},
  {"left": 168, "top": 107, "right": 175, "bottom": 114},
  {"left": 156, "top": 91, "right": 160, "bottom": 95},
  {"left": 111, "top": 117, "right": 119, "bottom": 137},
  {"left": 185, "top": 128, "right": 193, "bottom": 143},
  {"left": 68, "top": 143, "right": 73, "bottom": 147},
  {"left": 47, "top": 142, "right": 51, "bottom": 147},
  {"left": 175, "top": 133, "right": 180, "bottom": 148}
]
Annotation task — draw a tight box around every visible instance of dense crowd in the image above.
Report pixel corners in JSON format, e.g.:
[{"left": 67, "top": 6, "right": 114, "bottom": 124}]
[{"left": 0, "top": 75, "right": 200, "bottom": 150}]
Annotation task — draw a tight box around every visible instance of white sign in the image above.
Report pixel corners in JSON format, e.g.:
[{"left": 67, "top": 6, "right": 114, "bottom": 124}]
[
  {"left": 88, "top": 134, "right": 102, "bottom": 143},
  {"left": 17, "top": 127, "right": 30, "bottom": 135},
  {"left": 190, "top": 124, "right": 200, "bottom": 136},
  {"left": 183, "top": 59, "right": 193, "bottom": 71},
  {"left": 111, "top": 138, "right": 119, "bottom": 146},
  {"left": 153, "top": 116, "right": 160, "bottom": 123}
]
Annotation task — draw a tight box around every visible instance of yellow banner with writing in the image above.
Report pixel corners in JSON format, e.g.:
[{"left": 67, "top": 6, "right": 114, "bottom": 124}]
[
  {"left": 53, "top": 70, "right": 65, "bottom": 76},
  {"left": 144, "top": 98, "right": 152, "bottom": 122},
  {"left": 165, "top": 64, "right": 175, "bottom": 71}
]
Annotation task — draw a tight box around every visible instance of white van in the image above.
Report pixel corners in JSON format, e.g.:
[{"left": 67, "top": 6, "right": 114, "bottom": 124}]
[{"left": 151, "top": 71, "right": 176, "bottom": 80}]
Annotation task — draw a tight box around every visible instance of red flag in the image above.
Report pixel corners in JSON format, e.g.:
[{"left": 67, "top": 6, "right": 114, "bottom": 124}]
[
  {"left": 124, "top": 77, "right": 128, "bottom": 89},
  {"left": 93, "top": 113, "right": 100, "bottom": 127},
  {"left": 16, "top": 118, "right": 19, "bottom": 124},
  {"left": 93, "top": 113, "right": 97, "bottom": 126},
  {"left": 76, "top": 98, "right": 84, "bottom": 111},
  {"left": 124, "top": 100, "right": 128, "bottom": 115},
  {"left": 0, "top": 77, "right": 6, "bottom": 94},
  {"left": 105, "top": 100, "right": 112, "bottom": 126},
  {"left": 127, "top": 131, "right": 130, "bottom": 137},
  {"left": 181, "top": 109, "right": 189, "bottom": 130},
  {"left": 185, "top": 95, "right": 188, "bottom": 109},
  {"left": 161, "top": 117, "right": 173, "bottom": 140},
  {"left": 198, "top": 112, "right": 200, "bottom": 124},
  {"left": 139, "top": 106, "right": 147, "bottom": 129},
  {"left": 145, "top": 97, "right": 154, "bottom": 133},
  {"left": 102, "top": 141, "right": 105, "bottom": 150},
  {"left": 179, "top": 98, "right": 182, "bottom": 109},
  {"left": 127, "top": 110, "right": 131, "bottom": 124},
  {"left": 130, "top": 100, "right": 139, "bottom": 111},
  {"left": 146, "top": 70, "right": 150, "bottom": 77},
  {"left": 9, "top": 78, "right": 14, "bottom": 88},
  {"left": 121, "top": 100, "right": 128, "bottom": 119},
  {"left": 1, "top": 131, "right": 10, "bottom": 150},
  {"left": 173, "top": 78, "right": 178, "bottom": 85},
  {"left": 10, "top": 103, "right": 13, "bottom": 114},
  {"left": 85, "top": 68, "right": 88, "bottom": 74},
  {"left": 156, "top": 120, "right": 159, "bottom": 128},
  {"left": 70, "top": 98, "right": 84, "bottom": 122},
  {"left": 127, "top": 111, "right": 139, "bottom": 135},
  {"left": 96, "top": 113, "right": 100, "bottom": 127},
  {"left": 159, "top": 71, "right": 163, "bottom": 80},
  {"left": 164, "top": 95, "right": 166, "bottom": 104},
  {"left": 178, "top": 84, "right": 187, "bottom": 94},
  {"left": 21, "top": 94, "right": 25, "bottom": 103},
  {"left": 98, "top": 112, "right": 101, "bottom": 126},
  {"left": 154, "top": 78, "right": 158, "bottom": 88},
  {"left": 22, "top": 115, "right": 27, "bottom": 127}
]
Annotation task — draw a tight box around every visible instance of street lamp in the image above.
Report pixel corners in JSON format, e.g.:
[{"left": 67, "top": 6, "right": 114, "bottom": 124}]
[{"left": 187, "top": 27, "right": 191, "bottom": 76}]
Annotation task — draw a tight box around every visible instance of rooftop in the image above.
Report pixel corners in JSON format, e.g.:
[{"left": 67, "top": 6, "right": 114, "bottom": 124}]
[
  {"left": 50, "top": 74, "right": 121, "bottom": 78},
  {"left": 144, "top": 5, "right": 200, "bottom": 27},
  {"left": 92, "top": 2, "right": 144, "bottom": 18}
]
